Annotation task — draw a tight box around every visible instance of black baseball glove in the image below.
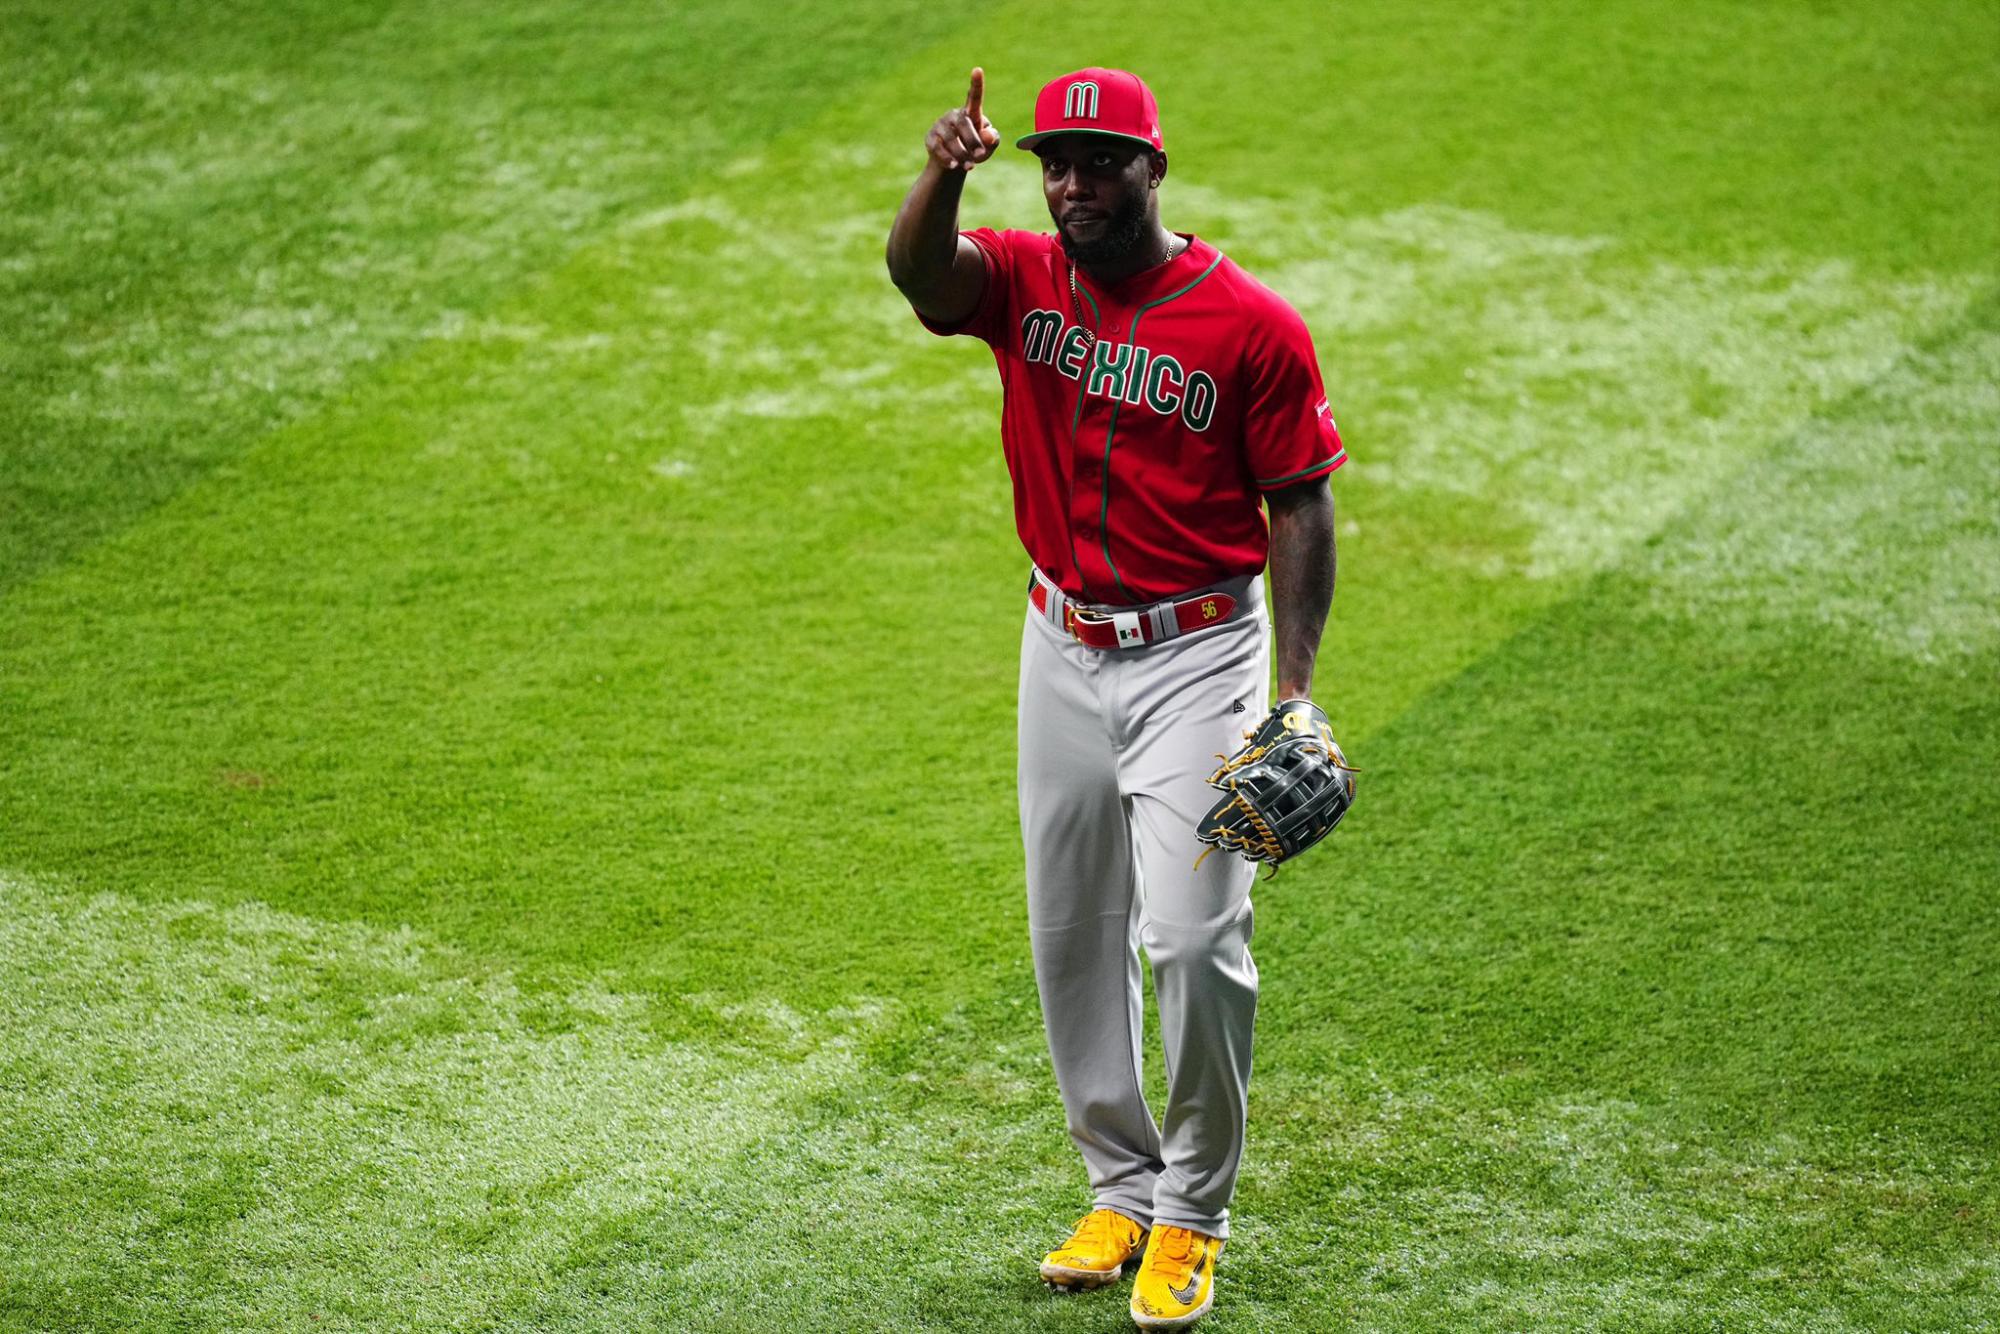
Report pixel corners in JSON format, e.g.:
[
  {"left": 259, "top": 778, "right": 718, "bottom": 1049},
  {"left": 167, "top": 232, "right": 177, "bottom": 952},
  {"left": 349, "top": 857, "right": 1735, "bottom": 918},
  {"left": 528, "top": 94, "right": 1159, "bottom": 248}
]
[{"left": 1195, "top": 698, "right": 1356, "bottom": 868}]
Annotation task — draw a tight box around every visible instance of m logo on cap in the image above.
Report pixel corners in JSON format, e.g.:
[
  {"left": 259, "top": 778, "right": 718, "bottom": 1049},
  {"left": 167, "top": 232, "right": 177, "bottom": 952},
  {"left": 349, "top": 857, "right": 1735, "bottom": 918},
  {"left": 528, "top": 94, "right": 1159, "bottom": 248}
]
[{"left": 1015, "top": 68, "right": 1164, "bottom": 153}]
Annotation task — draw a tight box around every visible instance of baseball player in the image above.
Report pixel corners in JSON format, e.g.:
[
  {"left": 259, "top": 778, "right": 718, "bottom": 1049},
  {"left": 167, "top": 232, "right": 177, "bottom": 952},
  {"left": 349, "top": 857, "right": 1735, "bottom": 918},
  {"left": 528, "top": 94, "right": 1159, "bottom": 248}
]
[{"left": 886, "top": 66, "right": 1342, "bottom": 1329}]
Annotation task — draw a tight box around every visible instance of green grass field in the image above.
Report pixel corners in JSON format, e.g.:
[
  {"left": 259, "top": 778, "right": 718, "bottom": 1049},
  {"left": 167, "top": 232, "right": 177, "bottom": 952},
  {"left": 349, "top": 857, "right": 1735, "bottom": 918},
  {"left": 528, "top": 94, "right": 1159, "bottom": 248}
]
[{"left": 3, "top": 1, "right": 1997, "bottom": 1328}]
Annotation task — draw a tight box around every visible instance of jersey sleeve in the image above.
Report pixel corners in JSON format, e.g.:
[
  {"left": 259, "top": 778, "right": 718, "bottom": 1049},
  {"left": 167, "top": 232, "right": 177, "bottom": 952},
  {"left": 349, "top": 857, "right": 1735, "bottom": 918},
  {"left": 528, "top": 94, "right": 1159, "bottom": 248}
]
[
  {"left": 914, "top": 227, "right": 1014, "bottom": 347},
  {"left": 1240, "top": 298, "right": 1346, "bottom": 491}
]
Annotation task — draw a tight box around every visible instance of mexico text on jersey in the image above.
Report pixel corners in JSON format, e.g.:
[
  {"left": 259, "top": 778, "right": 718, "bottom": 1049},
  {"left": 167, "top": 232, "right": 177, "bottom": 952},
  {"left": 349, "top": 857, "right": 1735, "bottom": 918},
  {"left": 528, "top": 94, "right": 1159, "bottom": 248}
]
[
  {"left": 1017, "top": 308, "right": 1221, "bottom": 433},
  {"left": 919, "top": 229, "right": 1345, "bottom": 606}
]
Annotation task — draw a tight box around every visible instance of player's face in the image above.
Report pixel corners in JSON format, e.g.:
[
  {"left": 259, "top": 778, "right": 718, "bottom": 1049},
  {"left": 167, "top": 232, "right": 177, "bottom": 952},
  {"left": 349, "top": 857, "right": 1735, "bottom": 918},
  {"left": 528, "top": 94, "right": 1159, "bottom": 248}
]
[{"left": 1036, "top": 135, "right": 1160, "bottom": 265}]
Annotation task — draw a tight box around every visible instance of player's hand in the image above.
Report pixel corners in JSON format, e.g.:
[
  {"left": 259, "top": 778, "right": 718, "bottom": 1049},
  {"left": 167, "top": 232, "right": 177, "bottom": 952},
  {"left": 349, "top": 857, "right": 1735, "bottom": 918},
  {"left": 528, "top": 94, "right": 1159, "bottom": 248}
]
[{"left": 925, "top": 67, "right": 1001, "bottom": 172}]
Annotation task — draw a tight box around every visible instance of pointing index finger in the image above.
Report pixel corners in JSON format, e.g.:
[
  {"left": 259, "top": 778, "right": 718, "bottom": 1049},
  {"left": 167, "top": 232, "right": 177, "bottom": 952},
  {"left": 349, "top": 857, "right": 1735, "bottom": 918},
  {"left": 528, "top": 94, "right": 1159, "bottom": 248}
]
[{"left": 965, "top": 67, "right": 985, "bottom": 122}]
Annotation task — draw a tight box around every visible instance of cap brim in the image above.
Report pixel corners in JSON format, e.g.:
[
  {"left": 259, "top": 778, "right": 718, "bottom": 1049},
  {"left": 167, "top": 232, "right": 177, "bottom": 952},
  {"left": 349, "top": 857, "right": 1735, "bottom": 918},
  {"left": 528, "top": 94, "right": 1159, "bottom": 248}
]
[{"left": 1015, "top": 128, "right": 1160, "bottom": 153}]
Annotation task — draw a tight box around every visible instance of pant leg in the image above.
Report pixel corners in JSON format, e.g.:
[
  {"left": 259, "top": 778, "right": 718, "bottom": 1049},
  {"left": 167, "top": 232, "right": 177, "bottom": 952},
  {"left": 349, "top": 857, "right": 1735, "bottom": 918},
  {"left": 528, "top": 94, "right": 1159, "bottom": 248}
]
[
  {"left": 1113, "top": 609, "right": 1270, "bottom": 1239},
  {"left": 1018, "top": 610, "right": 1163, "bottom": 1225}
]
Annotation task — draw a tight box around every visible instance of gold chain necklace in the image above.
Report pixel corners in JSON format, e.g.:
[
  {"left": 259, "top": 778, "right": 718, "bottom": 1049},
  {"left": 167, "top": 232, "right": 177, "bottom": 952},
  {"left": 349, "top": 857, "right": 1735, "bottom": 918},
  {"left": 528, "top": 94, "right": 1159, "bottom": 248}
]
[{"left": 1068, "top": 234, "right": 1186, "bottom": 353}]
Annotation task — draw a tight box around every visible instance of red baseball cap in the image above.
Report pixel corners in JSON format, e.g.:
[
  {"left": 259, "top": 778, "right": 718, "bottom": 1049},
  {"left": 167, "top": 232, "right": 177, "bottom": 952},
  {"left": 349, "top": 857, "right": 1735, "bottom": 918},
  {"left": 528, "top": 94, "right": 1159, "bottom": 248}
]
[{"left": 1015, "top": 67, "right": 1164, "bottom": 153}]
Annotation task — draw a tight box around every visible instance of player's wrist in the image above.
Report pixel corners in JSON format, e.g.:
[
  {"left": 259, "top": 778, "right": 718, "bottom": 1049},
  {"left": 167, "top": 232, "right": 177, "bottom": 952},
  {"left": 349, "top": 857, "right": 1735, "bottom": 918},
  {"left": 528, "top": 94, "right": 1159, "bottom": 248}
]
[{"left": 922, "top": 156, "right": 969, "bottom": 186}]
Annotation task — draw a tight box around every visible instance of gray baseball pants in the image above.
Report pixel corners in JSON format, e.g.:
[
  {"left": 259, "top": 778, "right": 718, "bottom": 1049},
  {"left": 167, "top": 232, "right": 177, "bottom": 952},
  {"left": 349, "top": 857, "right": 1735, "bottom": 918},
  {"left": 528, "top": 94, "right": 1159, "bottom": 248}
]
[{"left": 1018, "top": 575, "right": 1268, "bottom": 1240}]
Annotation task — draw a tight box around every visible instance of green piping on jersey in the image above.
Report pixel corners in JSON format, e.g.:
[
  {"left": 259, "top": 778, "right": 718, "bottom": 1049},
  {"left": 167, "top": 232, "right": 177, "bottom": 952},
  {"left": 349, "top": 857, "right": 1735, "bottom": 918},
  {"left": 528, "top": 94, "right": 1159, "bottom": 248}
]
[
  {"left": 1096, "top": 254, "right": 1225, "bottom": 602},
  {"left": 1255, "top": 453, "right": 1343, "bottom": 489},
  {"left": 1066, "top": 281, "right": 1102, "bottom": 598}
]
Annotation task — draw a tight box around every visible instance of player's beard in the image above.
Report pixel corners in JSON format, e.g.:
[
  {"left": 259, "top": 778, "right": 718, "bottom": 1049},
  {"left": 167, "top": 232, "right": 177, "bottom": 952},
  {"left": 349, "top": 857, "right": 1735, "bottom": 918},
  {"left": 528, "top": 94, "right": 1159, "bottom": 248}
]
[{"left": 1057, "top": 190, "right": 1150, "bottom": 268}]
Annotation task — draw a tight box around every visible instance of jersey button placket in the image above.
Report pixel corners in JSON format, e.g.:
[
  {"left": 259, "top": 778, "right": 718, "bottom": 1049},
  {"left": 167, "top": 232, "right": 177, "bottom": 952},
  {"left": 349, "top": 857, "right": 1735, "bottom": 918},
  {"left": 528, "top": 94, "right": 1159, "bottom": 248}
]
[
  {"left": 1067, "top": 280, "right": 1120, "bottom": 601},
  {"left": 1072, "top": 386, "right": 1120, "bottom": 596},
  {"left": 1083, "top": 302, "right": 1133, "bottom": 604},
  {"left": 1069, "top": 406, "right": 1106, "bottom": 593}
]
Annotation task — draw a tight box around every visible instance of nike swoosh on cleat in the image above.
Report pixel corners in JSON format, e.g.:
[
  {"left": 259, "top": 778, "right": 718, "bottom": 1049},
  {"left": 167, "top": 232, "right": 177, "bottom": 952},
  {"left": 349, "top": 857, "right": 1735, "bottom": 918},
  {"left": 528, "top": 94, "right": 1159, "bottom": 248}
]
[{"left": 1167, "top": 1253, "right": 1207, "bottom": 1306}]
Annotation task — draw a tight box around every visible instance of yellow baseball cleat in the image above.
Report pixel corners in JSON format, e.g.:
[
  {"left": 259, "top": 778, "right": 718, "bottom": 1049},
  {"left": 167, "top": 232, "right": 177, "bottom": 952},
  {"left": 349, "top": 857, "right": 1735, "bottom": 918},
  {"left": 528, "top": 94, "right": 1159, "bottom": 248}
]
[
  {"left": 1127, "top": 1224, "right": 1223, "bottom": 1328},
  {"left": 1040, "top": 1208, "right": 1148, "bottom": 1289}
]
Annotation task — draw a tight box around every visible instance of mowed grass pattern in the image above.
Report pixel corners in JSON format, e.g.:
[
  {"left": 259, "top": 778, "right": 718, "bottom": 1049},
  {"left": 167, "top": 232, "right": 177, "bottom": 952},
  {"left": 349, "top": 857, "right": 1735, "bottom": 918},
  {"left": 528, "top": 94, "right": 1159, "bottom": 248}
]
[{"left": 3, "top": 1, "right": 1997, "bottom": 1329}]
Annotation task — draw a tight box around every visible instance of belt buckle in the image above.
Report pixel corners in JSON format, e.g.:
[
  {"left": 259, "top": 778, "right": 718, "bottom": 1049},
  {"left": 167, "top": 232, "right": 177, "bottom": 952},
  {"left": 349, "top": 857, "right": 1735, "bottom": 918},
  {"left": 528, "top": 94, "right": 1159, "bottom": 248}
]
[
  {"left": 1070, "top": 604, "right": 1113, "bottom": 638},
  {"left": 1070, "top": 603, "right": 1151, "bottom": 650},
  {"left": 1067, "top": 603, "right": 1109, "bottom": 649}
]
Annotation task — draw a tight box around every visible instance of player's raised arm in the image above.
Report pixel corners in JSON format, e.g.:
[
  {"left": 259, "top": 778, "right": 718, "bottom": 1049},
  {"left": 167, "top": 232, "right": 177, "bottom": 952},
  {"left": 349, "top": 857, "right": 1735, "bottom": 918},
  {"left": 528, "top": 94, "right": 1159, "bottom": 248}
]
[{"left": 886, "top": 68, "right": 1002, "bottom": 327}]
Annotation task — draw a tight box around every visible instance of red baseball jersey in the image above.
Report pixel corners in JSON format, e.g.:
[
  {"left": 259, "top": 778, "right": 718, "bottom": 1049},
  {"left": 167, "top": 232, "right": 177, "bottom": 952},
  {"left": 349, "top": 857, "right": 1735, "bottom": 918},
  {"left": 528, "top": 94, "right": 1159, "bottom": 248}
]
[{"left": 920, "top": 228, "right": 1345, "bottom": 605}]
